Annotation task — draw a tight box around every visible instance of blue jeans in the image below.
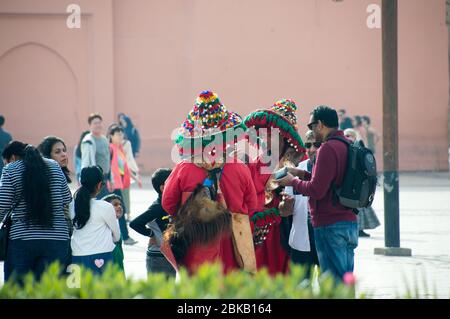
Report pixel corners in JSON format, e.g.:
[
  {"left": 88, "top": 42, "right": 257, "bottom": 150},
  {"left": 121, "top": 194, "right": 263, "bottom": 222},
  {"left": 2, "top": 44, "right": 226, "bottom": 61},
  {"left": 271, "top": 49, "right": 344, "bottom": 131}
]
[
  {"left": 5, "top": 239, "right": 70, "bottom": 282},
  {"left": 71, "top": 251, "right": 114, "bottom": 275},
  {"left": 313, "top": 221, "right": 358, "bottom": 282}
]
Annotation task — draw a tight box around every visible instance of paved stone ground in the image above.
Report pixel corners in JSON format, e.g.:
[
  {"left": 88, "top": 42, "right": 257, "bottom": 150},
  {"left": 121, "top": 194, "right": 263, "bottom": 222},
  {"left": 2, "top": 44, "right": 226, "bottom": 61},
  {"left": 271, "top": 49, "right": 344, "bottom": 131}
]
[{"left": 1, "top": 172, "right": 450, "bottom": 298}]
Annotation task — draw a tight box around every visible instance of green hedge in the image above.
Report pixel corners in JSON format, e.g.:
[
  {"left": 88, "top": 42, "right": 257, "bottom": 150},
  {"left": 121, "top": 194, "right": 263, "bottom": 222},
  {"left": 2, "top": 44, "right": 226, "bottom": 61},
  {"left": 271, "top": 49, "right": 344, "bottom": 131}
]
[{"left": 0, "top": 262, "right": 365, "bottom": 299}]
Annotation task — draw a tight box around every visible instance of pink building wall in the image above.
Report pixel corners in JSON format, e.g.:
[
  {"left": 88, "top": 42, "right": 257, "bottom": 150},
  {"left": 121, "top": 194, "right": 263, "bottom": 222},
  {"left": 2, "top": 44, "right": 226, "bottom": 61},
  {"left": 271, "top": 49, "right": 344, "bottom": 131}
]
[{"left": 0, "top": 0, "right": 448, "bottom": 173}]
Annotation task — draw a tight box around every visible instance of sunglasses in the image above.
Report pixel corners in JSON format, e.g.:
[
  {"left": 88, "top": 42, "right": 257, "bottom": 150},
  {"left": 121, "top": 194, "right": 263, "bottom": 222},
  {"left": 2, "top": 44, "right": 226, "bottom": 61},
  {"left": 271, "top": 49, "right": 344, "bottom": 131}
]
[
  {"left": 307, "top": 121, "right": 318, "bottom": 130},
  {"left": 305, "top": 142, "right": 322, "bottom": 149}
]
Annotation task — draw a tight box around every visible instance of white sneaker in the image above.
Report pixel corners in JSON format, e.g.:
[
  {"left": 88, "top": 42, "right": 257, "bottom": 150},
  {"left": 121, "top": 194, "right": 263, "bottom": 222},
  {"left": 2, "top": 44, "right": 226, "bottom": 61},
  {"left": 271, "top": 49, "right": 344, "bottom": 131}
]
[{"left": 124, "top": 237, "right": 138, "bottom": 245}]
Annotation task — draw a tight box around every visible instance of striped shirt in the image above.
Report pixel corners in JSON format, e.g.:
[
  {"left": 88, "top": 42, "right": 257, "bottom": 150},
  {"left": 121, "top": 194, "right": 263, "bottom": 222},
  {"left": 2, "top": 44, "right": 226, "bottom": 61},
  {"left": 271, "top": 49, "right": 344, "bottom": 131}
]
[{"left": 0, "top": 158, "right": 72, "bottom": 241}]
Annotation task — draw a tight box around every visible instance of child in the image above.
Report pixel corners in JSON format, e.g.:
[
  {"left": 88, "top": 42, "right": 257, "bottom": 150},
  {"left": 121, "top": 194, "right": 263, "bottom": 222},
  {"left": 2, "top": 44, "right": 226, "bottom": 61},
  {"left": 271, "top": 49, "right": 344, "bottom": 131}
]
[
  {"left": 70, "top": 166, "right": 121, "bottom": 275},
  {"left": 102, "top": 194, "right": 125, "bottom": 273},
  {"left": 129, "top": 168, "right": 176, "bottom": 277}
]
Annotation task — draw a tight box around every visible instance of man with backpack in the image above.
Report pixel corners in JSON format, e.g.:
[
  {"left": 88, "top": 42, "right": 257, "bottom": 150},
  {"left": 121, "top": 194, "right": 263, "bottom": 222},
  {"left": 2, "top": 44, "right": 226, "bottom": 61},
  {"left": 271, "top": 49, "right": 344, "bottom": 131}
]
[{"left": 277, "top": 105, "right": 368, "bottom": 282}]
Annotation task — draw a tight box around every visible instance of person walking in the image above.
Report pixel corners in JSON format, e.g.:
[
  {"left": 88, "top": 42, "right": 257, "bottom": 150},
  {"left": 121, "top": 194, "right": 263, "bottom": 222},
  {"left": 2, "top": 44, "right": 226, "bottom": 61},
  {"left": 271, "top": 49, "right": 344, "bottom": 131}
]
[
  {"left": 337, "top": 109, "right": 353, "bottom": 131},
  {"left": 70, "top": 166, "right": 121, "bottom": 275},
  {"left": 0, "top": 115, "right": 13, "bottom": 175},
  {"left": 120, "top": 127, "right": 142, "bottom": 222},
  {"left": 354, "top": 116, "right": 368, "bottom": 147},
  {"left": 80, "top": 113, "right": 111, "bottom": 199},
  {"left": 362, "top": 116, "right": 380, "bottom": 155},
  {"left": 107, "top": 124, "right": 137, "bottom": 245},
  {"left": 118, "top": 113, "right": 141, "bottom": 158},
  {"left": 277, "top": 106, "right": 358, "bottom": 283},
  {"left": 344, "top": 129, "right": 380, "bottom": 238},
  {"left": 73, "top": 131, "right": 90, "bottom": 184},
  {"left": 0, "top": 141, "right": 72, "bottom": 282}
]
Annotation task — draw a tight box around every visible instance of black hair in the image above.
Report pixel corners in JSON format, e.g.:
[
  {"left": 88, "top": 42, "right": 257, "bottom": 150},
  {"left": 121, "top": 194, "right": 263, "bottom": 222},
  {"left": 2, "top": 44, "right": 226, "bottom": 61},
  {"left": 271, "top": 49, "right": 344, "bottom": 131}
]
[
  {"left": 310, "top": 106, "right": 339, "bottom": 129},
  {"left": 73, "top": 166, "right": 103, "bottom": 229},
  {"left": 101, "top": 193, "right": 122, "bottom": 204},
  {"left": 2, "top": 141, "right": 27, "bottom": 161},
  {"left": 151, "top": 168, "right": 172, "bottom": 195},
  {"left": 2, "top": 141, "right": 53, "bottom": 227},
  {"left": 76, "top": 130, "right": 90, "bottom": 159},
  {"left": 88, "top": 113, "right": 103, "bottom": 125},
  {"left": 354, "top": 115, "right": 363, "bottom": 126},
  {"left": 0, "top": 115, "right": 4, "bottom": 126},
  {"left": 362, "top": 115, "right": 371, "bottom": 125},
  {"left": 338, "top": 109, "right": 346, "bottom": 115},
  {"left": 37, "top": 136, "right": 71, "bottom": 183},
  {"left": 108, "top": 124, "right": 124, "bottom": 142},
  {"left": 22, "top": 145, "right": 54, "bottom": 228}
]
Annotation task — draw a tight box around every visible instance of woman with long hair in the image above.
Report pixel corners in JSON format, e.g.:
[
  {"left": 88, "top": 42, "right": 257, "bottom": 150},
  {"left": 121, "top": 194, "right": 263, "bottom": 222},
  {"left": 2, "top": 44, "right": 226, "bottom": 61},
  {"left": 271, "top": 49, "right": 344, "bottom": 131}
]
[
  {"left": 37, "top": 136, "right": 72, "bottom": 183},
  {"left": 38, "top": 136, "right": 75, "bottom": 256},
  {"left": 118, "top": 113, "right": 141, "bottom": 158},
  {"left": 70, "top": 166, "right": 121, "bottom": 274},
  {"left": 0, "top": 141, "right": 72, "bottom": 282}
]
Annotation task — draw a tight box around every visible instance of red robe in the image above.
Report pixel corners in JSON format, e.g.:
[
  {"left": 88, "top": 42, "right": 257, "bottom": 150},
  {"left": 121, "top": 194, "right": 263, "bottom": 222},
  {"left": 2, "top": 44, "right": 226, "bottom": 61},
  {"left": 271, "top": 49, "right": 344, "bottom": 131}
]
[
  {"left": 162, "top": 160, "right": 258, "bottom": 274},
  {"left": 248, "top": 159, "right": 290, "bottom": 275}
]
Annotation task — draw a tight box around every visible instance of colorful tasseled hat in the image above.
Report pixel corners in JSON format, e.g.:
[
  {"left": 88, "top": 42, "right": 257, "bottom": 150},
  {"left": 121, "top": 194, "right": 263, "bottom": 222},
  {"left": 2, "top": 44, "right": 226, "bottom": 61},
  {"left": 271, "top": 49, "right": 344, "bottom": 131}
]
[
  {"left": 243, "top": 98, "right": 305, "bottom": 153},
  {"left": 174, "top": 90, "right": 247, "bottom": 157}
]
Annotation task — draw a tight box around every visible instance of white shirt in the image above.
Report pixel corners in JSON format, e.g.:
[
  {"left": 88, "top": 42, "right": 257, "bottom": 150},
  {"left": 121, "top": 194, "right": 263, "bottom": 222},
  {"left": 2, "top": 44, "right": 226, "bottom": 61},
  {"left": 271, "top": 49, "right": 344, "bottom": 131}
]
[
  {"left": 284, "top": 160, "right": 311, "bottom": 252},
  {"left": 123, "top": 140, "right": 139, "bottom": 175},
  {"left": 69, "top": 199, "right": 121, "bottom": 256}
]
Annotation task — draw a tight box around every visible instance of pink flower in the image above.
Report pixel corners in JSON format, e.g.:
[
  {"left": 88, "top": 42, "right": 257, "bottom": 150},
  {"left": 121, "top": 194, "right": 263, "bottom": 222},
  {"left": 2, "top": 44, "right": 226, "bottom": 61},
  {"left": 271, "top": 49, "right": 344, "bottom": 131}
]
[{"left": 343, "top": 272, "right": 356, "bottom": 286}]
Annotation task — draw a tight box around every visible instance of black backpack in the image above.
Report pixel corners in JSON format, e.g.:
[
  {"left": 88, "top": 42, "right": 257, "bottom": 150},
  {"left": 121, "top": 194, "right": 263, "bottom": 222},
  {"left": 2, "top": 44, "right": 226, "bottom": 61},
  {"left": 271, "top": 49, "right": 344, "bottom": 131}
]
[{"left": 329, "top": 136, "right": 377, "bottom": 211}]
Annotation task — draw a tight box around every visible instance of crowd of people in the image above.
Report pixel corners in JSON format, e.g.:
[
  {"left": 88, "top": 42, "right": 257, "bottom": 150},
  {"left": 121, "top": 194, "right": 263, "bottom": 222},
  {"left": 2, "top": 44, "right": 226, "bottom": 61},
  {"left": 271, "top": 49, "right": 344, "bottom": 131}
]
[{"left": 0, "top": 94, "right": 380, "bottom": 285}]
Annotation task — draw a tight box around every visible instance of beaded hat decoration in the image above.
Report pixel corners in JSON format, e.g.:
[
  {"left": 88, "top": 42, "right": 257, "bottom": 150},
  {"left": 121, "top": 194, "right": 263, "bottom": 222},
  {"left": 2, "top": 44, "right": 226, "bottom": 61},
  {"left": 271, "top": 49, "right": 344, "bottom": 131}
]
[
  {"left": 175, "top": 90, "right": 247, "bottom": 156},
  {"left": 270, "top": 99, "right": 298, "bottom": 129},
  {"left": 243, "top": 98, "right": 305, "bottom": 153}
]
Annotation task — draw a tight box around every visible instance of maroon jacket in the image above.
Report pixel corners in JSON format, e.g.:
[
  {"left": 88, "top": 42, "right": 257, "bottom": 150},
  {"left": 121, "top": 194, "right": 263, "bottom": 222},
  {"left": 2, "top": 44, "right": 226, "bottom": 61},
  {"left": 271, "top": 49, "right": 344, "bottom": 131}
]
[{"left": 291, "top": 130, "right": 357, "bottom": 227}]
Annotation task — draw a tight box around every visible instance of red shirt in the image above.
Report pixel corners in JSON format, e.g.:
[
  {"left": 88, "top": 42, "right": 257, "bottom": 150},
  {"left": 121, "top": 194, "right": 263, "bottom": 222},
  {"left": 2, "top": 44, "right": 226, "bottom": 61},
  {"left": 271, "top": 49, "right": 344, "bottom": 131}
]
[
  {"left": 247, "top": 159, "right": 290, "bottom": 275},
  {"left": 162, "top": 160, "right": 258, "bottom": 273},
  {"left": 292, "top": 130, "right": 357, "bottom": 227}
]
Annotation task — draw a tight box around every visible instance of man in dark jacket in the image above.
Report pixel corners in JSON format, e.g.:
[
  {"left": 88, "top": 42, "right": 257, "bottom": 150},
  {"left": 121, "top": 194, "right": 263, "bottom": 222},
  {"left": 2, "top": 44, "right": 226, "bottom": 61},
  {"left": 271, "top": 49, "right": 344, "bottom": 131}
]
[{"left": 277, "top": 106, "right": 358, "bottom": 282}]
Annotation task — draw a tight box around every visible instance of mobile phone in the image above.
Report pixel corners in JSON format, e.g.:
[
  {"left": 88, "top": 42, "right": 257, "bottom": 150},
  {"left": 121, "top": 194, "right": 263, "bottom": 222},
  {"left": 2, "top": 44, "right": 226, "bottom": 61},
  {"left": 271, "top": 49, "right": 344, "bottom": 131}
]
[{"left": 274, "top": 167, "right": 288, "bottom": 180}]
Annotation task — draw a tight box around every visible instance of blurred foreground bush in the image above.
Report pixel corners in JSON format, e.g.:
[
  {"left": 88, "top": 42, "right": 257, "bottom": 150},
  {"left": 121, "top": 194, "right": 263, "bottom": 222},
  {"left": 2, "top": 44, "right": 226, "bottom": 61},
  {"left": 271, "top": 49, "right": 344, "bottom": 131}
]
[{"left": 0, "top": 262, "right": 362, "bottom": 299}]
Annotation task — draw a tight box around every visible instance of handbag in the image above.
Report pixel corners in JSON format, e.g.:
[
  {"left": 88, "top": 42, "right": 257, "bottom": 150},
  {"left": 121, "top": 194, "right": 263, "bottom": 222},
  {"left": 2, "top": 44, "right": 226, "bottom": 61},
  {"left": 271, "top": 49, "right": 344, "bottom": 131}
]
[
  {"left": 0, "top": 208, "right": 13, "bottom": 261},
  {"left": 0, "top": 198, "right": 21, "bottom": 261}
]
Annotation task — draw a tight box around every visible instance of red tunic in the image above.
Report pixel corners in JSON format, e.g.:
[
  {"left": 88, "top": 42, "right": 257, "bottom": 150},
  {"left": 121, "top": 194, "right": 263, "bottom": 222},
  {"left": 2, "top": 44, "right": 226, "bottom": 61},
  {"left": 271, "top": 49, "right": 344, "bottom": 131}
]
[
  {"left": 162, "top": 160, "right": 258, "bottom": 274},
  {"left": 248, "top": 159, "right": 290, "bottom": 275}
]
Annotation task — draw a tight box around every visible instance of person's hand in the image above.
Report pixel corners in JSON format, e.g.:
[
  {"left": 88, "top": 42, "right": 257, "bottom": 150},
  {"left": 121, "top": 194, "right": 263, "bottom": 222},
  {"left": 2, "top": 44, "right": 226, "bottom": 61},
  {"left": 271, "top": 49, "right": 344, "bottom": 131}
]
[
  {"left": 276, "top": 172, "right": 295, "bottom": 187},
  {"left": 137, "top": 176, "right": 143, "bottom": 188},
  {"left": 286, "top": 167, "right": 306, "bottom": 179},
  {"left": 279, "top": 192, "right": 295, "bottom": 217}
]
